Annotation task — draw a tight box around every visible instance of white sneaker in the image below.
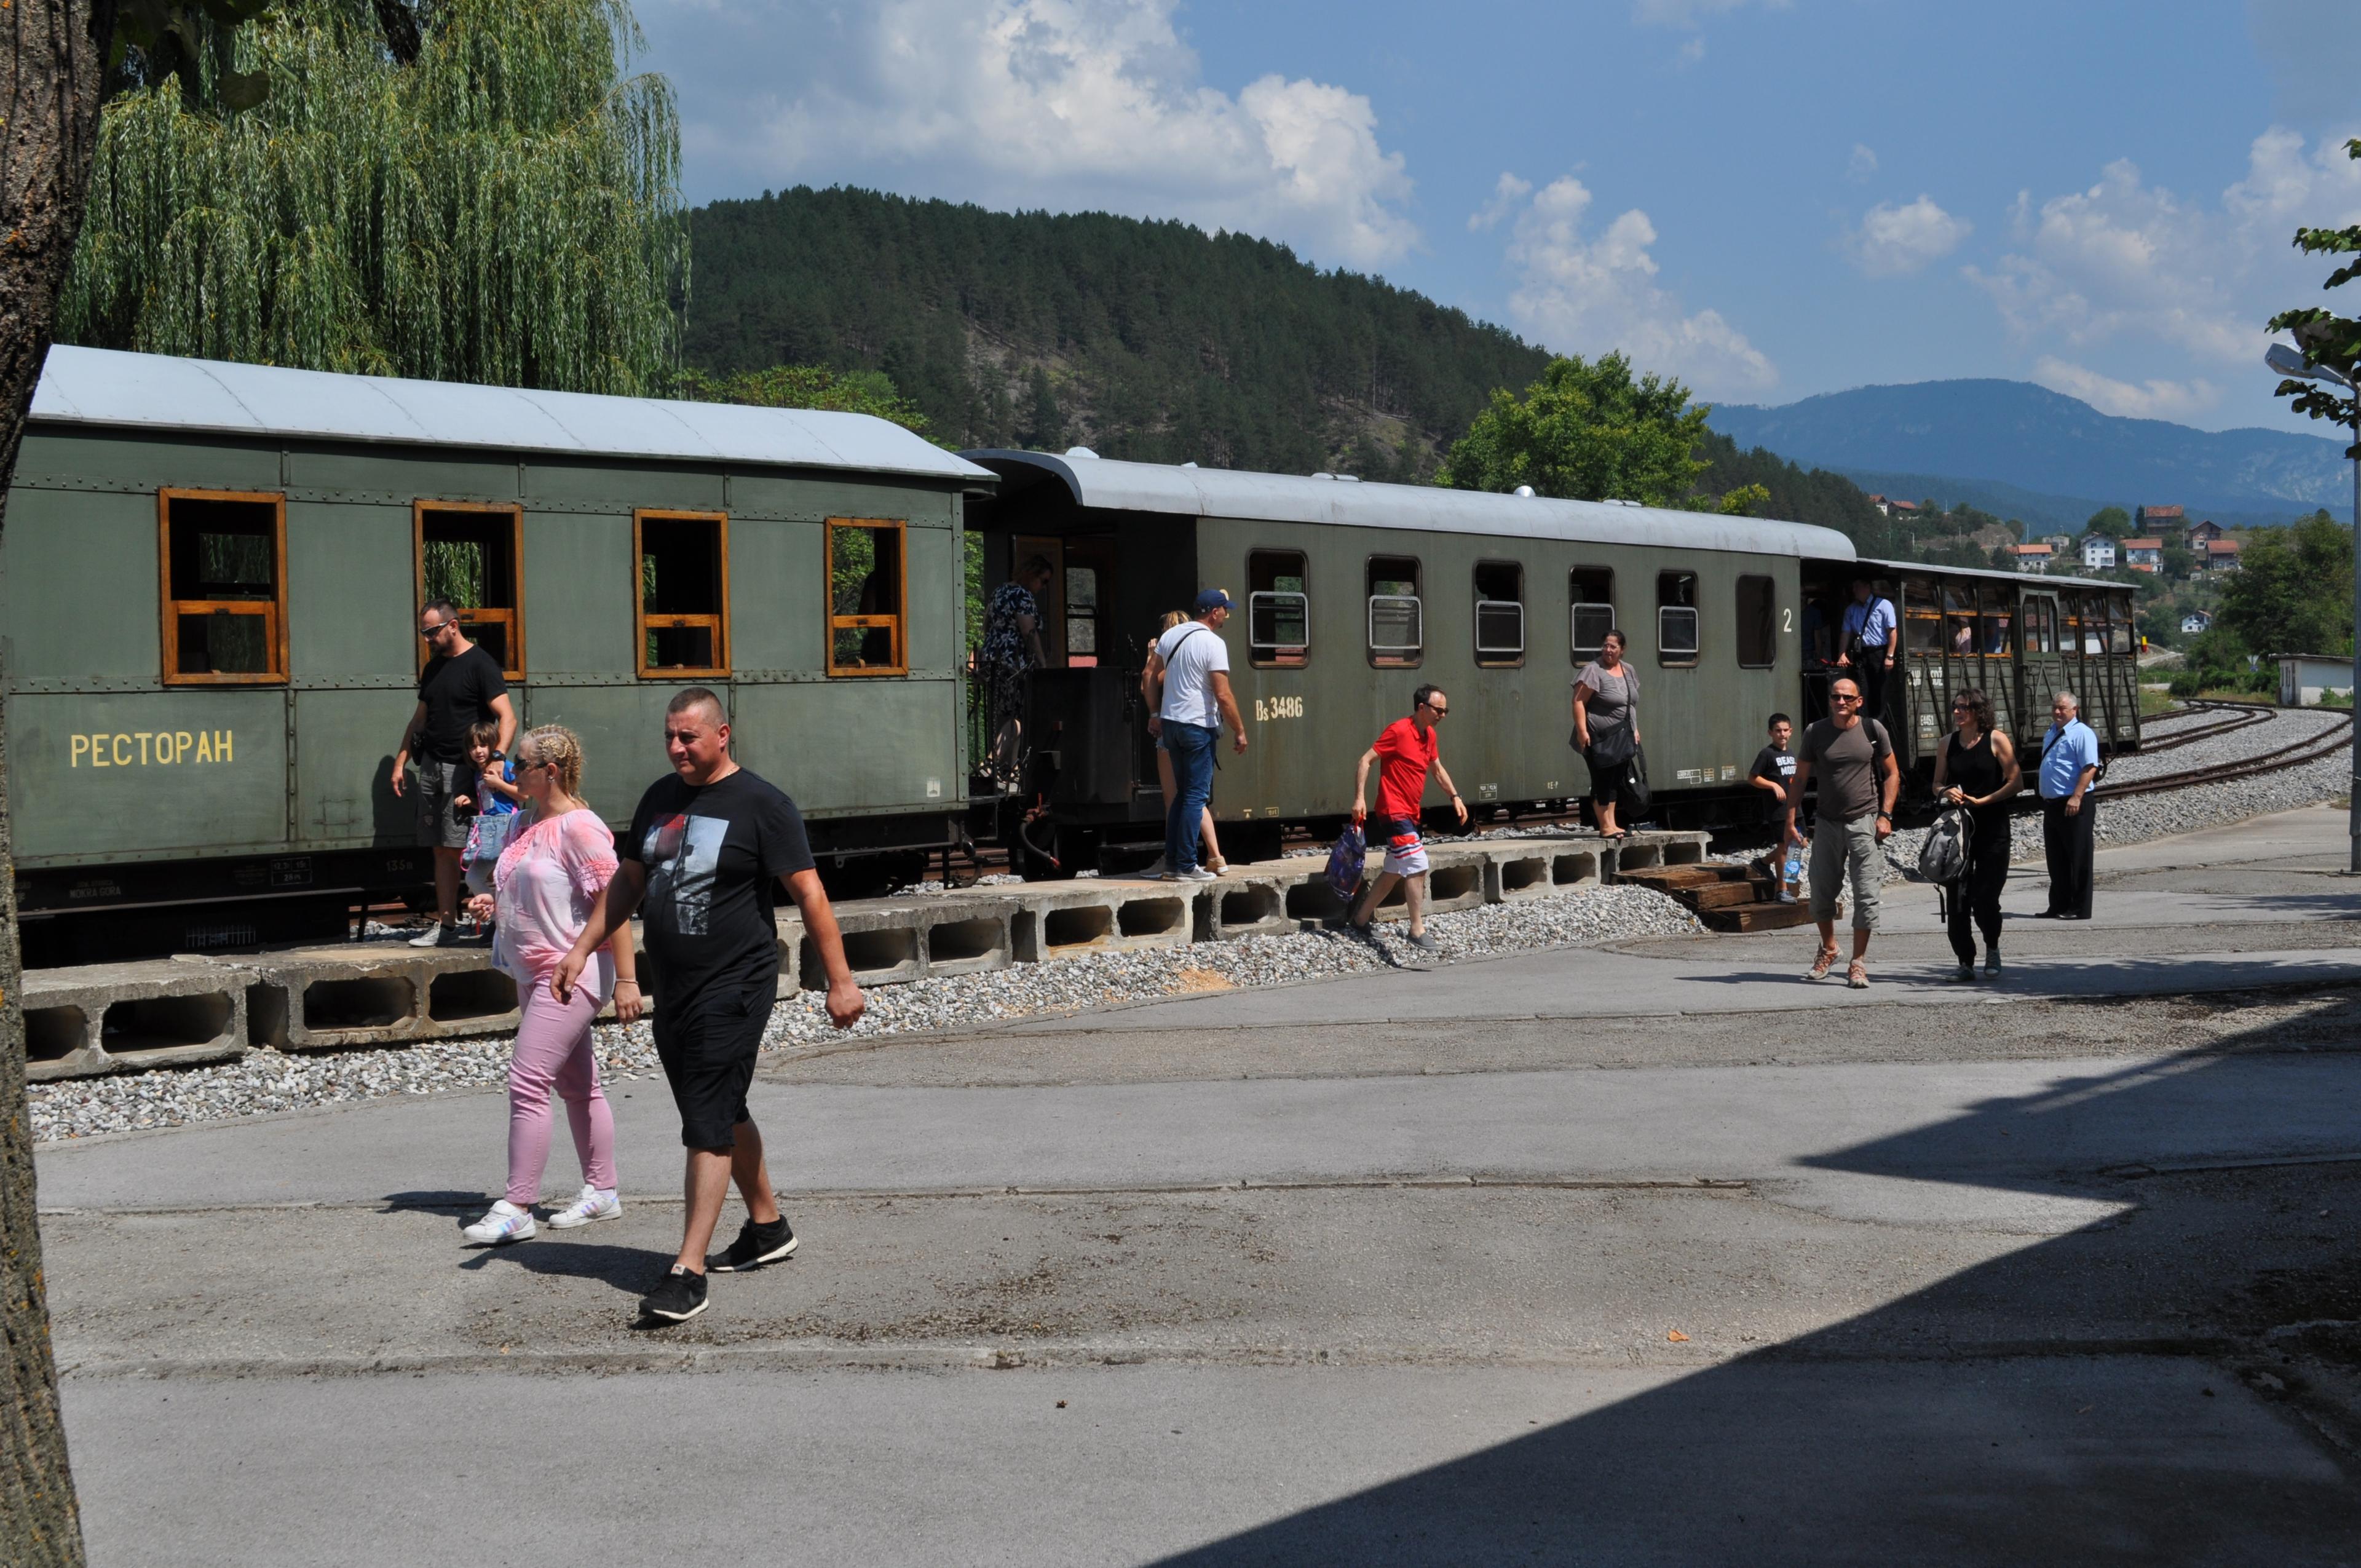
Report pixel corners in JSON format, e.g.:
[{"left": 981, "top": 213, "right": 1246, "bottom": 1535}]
[
  {"left": 408, "top": 922, "right": 449, "bottom": 948},
  {"left": 545, "top": 1185, "right": 622, "bottom": 1229},
  {"left": 462, "top": 1200, "right": 537, "bottom": 1245},
  {"left": 1177, "top": 866, "right": 1217, "bottom": 882}
]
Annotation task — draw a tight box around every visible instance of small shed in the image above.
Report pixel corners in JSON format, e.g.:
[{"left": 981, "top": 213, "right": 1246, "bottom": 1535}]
[{"left": 2277, "top": 654, "right": 2354, "bottom": 707}]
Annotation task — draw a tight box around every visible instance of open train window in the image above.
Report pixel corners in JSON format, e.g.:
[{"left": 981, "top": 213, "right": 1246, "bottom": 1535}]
[
  {"left": 1569, "top": 568, "right": 1615, "bottom": 662},
  {"left": 1064, "top": 563, "right": 1099, "bottom": 665},
  {"left": 1249, "top": 549, "right": 1310, "bottom": 667},
  {"left": 1734, "top": 575, "right": 1776, "bottom": 668},
  {"left": 826, "top": 518, "right": 907, "bottom": 676},
  {"left": 1367, "top": 555, "right": 1423, "bottom": 667},
  {"left": 2109, "top": 595, "right": 2134, "bottom": 654},
  {"left": 1474, "top": 560, "right": 1524, "bottom": 666},
  {"left": 416, "top": 502, "right": 524, "bottom": 680},
  {"left": 159, "top": 488, "right": 287, "bottom": 685},
  {"left": 1979, "top": 586, "right": 2013, "bottom": 657},
  {"left": 1656, "top": 571, "right": 1698, "bottom": 666},
  {"left": 2023, "top": 600, "right": 2055, "bottom": 654},
  {"left": 636, "top": 510, "right": 730, "bottom": 678}
]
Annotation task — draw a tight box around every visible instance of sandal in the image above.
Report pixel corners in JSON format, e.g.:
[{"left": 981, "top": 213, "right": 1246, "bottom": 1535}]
[
  {"left": 1846, "top": 960, "right": 1870, "bottom": 990},
  {"left": 1805, "top": 946, "right": 1839, "bottom": 981}
]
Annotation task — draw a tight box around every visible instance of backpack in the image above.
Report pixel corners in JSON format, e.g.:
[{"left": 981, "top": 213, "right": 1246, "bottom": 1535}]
[
  {"left": 1325, "top": 822, "right": 1367, "bottom": 905},
  {"left": 1917, "top": 806, "right": 1972, "bottom": 885},
  {"left": 1619, "top": 745, "right": 1652, "bottom": 822}
]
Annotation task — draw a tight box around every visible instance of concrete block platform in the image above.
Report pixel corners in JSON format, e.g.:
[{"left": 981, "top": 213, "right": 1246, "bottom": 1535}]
[
  {"left": 22, "top": 958, "right": 253, "bottom": 1081},
  {"left": 21, "top": 827, "right": 1707, "bottom": 1077}
]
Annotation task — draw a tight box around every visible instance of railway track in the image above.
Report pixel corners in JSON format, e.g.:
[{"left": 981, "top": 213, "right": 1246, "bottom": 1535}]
[
  {"left": 2103, "top": 707, "right": 2353, "bottom": 799},
  {"left": 2131, "top": 699, "right": 2279, "bottom": 754}
]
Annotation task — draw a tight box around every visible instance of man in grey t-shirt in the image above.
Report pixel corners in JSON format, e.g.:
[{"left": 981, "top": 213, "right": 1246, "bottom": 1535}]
[{"left": 1785, "top": 676, "right": 1899, "bottom": 988}]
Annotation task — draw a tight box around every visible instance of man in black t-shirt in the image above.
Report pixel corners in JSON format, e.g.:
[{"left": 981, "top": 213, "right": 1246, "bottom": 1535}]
[
  {"left": 390, "top": 600, "right": 514, "bottom": 946},
  {"left": 1746, "top": 713, "right": 1797, "bottom": 828},
  {"left": 557, "top": 687, "right": 868, "bottom": 1324}
]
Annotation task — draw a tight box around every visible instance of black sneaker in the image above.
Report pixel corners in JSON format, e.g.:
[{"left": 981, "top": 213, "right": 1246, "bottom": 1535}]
[
  {"left": 708, "top": 1216, "right": 798, "bottom": 1273},
  {"left": 639, "top": 1265, "right": 708, "bottom": 1323}
]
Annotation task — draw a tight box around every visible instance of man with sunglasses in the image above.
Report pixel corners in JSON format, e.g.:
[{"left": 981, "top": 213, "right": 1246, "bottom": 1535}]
[
  {"left": 1785, "top": 676, "right": 1899, "bottom": 988},
  {"left": 390, "top": 599, "right": 515, "bottom": 947},
  {"left": 1347, "top": 685, "right": 1468, "bottom": 954}
]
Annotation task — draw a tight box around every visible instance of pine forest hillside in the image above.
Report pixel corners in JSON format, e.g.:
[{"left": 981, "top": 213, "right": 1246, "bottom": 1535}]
[{"left": 686, "top": 186, "right": 1556, "bottom": 480}]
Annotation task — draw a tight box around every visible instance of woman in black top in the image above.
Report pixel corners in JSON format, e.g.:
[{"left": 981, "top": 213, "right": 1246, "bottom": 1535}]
[{"left": 1931, "top": 687, "right": 2021, "bottom": 981}]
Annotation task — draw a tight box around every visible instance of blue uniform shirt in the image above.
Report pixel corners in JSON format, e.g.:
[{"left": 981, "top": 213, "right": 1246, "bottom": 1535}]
[
  {"left": 1841, "top": 596, "right": 1897, "bottom": 649},
  {"left": 2039, "top": 718, "right": 2099, "bottom": 799}
]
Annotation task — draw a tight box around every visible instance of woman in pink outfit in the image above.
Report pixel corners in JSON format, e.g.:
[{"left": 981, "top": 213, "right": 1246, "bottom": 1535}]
[{"left": 461, "top": 726, "right": 644, "bottom": 1245}]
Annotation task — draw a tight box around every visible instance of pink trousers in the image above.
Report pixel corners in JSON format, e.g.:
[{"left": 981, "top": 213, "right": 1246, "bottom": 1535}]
[{"left": 506, "top": 973, "right": 618, "bottom": 1205}]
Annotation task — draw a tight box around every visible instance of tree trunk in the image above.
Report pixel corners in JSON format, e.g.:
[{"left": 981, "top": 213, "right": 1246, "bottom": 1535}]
[
  {"left": 371, "top": 0, "right": 421, "bottom": 65},
  {"left": 0, "top": 4, "right": 113, "bottom": 1566}
]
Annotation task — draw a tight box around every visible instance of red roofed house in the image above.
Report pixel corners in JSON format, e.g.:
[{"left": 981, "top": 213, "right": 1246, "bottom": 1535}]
[
  {"left": 2122, "top": 538, "right": 2163, "bottom": 572},
  {"left": 2011, "top": 542, "right": 2055, "bottom": 573},
  {"left": 1867, "top": 494, "right": 1921, "bottom": 519},
  {"left": 2186, "top": 520, "right": 2226, "bottom": 548},
  {"left": 2203, "top": 537, "right": 2240, "bottom": 572},
  {"left": 2135, "top": 504, "right": 2184, "bottom": 533}
]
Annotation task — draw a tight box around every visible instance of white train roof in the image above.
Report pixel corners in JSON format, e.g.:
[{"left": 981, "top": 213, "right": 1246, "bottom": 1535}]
[
  {"left": 968, "top": 449, "right": 1857, "bottom": 561},
  {"left": 1857, "top": 556, "right": 2131, "bottom": 593},
  {"left": 30, "top": 345, "right": 996, "bottom": 485}
]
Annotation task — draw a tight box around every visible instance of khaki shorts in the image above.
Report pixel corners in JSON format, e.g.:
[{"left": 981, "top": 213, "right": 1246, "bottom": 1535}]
[{"left": 1808, "top": 813, "right": 1883, "bottom": 931}]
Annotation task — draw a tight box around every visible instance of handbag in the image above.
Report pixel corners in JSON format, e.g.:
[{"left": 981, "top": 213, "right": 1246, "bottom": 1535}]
[
  {"left": 1585, "top": 723, "right": 1634, "bottom": 769},
  {"left": 1324, "top": 822, "right": 1367, "bottom": 905},
  {"left": 1619, "top": 745, "right": 1652, "bottom": 821},
  {"left": 462, "top": 810, "right": 519, "bottom": 897}
]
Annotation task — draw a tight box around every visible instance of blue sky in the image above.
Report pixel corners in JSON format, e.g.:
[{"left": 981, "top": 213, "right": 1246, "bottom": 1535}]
[{"left": 637, "top": 0, "right": 2361, "bottom": 434}]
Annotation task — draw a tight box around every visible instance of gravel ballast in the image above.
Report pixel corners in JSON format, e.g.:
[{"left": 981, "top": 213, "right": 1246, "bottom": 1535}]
[{"left": 30, "top": 884, "right": 1698, "bottom": 1143}]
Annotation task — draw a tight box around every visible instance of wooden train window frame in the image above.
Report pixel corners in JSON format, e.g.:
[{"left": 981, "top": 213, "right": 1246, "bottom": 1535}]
[
  {"left": 414, "top": 502, "right": 526, "bottom": 682},
  {"left": 635, "top": 510, "right": 732, "bottom": 679},
  {"left": 1366, "top": 555, "right": 1423, "bottom": 668},
  {"left": 1569, "top": 568, "right": 1615, "bottom": 662},
  {"left": 158, "top": 488, "right": 289, "bottom": 686},
  {"left": 1734, "top": 575, "right": 1776, "bottom": 668},
  {"left": 1656, "top": 571, "right": 1699, "bottom": 667},
  {"left": 1473, "top": 560, "right": 1525, "bottom": 667},
  {"left": 825, "top": 518, "right": 909, "bottom": 678},
  {"left": 1248, "top": 549, "right": 1310, "bottom": 668}
]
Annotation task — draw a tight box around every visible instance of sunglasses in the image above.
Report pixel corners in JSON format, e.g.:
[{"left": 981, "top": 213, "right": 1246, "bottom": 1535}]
[
  {"left": 420, "top": 620, "right": 454, "bottom": 638},
  {"left": 1832, "top": 694, "right": 1862, "bottom": 704},
  {"left": 1423, "top": 703, "right": 1449, "bottom": 716}
]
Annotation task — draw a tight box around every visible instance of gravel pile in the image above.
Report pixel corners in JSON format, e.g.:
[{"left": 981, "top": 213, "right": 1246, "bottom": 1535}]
[{"left": 29, "top": 884, "right": 1698, "bottom": 1143}]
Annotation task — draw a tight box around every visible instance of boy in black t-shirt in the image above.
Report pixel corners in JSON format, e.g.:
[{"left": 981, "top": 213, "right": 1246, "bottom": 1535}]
[
  {"left": 557, "top": 689, "right": 868, "bottom": 1324},
  {"left": 1746, "top": 713, "right": 1797, "bottom": 826}
]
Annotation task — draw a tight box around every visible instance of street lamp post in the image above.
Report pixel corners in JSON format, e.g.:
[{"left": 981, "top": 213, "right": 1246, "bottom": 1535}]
[{"left": 2264, "top": 341, "right": 2361, "bottom": 874}]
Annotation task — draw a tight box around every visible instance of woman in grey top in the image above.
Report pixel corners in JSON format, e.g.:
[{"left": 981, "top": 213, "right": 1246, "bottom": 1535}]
[{"left": 1571, "top": 630, "right": 1640, "bottom": 840}]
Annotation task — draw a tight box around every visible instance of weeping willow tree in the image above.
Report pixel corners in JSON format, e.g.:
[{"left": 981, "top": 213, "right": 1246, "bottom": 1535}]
[{"left": 60, "top": 0, "right": 684, "bottom": 394}]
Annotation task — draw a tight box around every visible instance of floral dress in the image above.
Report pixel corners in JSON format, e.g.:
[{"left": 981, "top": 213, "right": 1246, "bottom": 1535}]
[{"left": 978, "top": 580, "right": 1040, "bottom": 736}]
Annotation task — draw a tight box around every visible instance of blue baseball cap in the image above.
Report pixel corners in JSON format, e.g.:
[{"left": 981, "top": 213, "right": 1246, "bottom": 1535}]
[{"left": 1194, "top": 588, "right": 1235, "bottom": 613}]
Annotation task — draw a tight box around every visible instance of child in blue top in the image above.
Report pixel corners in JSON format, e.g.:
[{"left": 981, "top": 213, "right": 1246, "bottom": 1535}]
[{"left": 456, "top": 720, "right": 520, "bottom": 817}]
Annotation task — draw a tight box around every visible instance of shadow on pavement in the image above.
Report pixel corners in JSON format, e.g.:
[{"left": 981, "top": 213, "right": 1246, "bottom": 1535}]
[{"left": 1151, "top": 1003, "right": 2361, "bottom": 1567}]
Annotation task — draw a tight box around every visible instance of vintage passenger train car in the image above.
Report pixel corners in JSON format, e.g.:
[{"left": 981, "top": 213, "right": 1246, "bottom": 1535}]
[
  {"left": 3, "top": 347, "right": 994, "bottom": 965},
  {"left": 1, "top": 347, "right": 2143, "bottom": 962},
  {"left": 963, "top": 450, "right": 2142, "bottom": 871}
]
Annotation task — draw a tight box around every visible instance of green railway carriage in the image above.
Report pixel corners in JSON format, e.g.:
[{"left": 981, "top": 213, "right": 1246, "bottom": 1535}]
[
  {"left": 965, "top": 451, "right": 1856, "bottom": 863},
  {"left": 3, "top": 347, "right": 995, "bottom": 966}
]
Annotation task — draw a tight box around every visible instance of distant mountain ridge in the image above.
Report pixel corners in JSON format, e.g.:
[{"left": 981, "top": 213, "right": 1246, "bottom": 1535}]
[{"left": 1708, "top": 379, "right": 2350, "bottom": 529}]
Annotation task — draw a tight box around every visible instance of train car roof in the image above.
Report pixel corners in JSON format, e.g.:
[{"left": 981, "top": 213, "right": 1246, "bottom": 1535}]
[
  {"left": 967, "top": 449, "right": 1857, "bottom": 561},
  {"left": 1858, "top": 556, "right": 2130, "bottom": 593},
  {"left": 29, "top": 346, "right": 997, "bottom": 486}
]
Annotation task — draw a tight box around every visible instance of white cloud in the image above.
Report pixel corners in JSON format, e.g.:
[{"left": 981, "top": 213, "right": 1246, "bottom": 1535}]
[
  {"left": 2032, "top": 357, "right": 2221, "bottom": 422},
  {"left": 645, "top": 0, "right": 1418, "bottom": 266},
  {"left": 1494, "top": 174, "right": 1778, "bottom": 395},
  {"left": 1468, "top": 172, "right": 1532, "bottom": 232},
  {"left": 1842, "top": 194, "right": 1971, "bottom": 277},
  {"left": 1965, "top": 130, "right": 2361, "bottom": 372},
  {"left": 1847, "top": 143, "right": 1878, "bottom": 183}
]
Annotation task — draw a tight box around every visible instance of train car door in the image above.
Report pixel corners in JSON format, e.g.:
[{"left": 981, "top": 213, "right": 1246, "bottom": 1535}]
[
  {"left": 2017, "top": 590, "right": 2063, "bottom": 751},
  {"left": 1977, "top": 584, "right": 2020, "bottom": 740},
  {"left": 1010, "top": 534, "right": 1067, "bottom": 666}
]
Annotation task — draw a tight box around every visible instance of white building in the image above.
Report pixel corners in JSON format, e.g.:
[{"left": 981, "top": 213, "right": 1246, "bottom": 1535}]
[
  {"left": 2279, "top": 654, "right": 2354, "bottom": 707},
  {"left": 2080, "top": 535, "right": 2118, "bottom": 570},
  {"left": 2179, "top": 610, "right": 2212, "bottom": 635}
]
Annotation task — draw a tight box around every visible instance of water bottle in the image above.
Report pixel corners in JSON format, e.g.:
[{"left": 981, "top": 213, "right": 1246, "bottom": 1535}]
[{"left": 1780, "top": 841, "right": 1803, "bottom": 903}]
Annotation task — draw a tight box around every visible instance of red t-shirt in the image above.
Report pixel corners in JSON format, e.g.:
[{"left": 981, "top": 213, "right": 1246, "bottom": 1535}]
[{"left": 1373, "top": 717, "right": 1439, "bottom": 823}]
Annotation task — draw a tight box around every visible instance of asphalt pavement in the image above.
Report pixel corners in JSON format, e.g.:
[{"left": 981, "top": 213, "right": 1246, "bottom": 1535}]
[{"left": 38, "top": 804, "right": 2361, "bottom": 1566}]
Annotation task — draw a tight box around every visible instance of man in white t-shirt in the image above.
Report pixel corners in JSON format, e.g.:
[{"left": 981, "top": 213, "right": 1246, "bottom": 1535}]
[{"left": 1146, "top": 588, "right": 1249, "bottom": 881}]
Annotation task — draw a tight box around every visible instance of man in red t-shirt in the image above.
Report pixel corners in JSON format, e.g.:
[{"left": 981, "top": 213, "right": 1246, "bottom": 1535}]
[{"left": 1347, "top": 685, "right": 1468, "bottom": 953}]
